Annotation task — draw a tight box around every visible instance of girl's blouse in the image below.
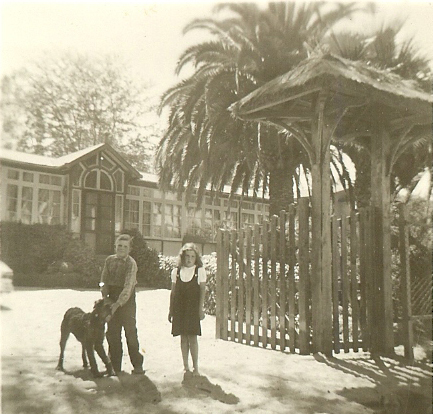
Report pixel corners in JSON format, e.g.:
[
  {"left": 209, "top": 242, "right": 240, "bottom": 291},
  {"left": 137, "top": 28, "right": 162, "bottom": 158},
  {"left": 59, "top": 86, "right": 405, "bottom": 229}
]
[{"left": 171, "top": 265, "right": 207, "bottom": 284}]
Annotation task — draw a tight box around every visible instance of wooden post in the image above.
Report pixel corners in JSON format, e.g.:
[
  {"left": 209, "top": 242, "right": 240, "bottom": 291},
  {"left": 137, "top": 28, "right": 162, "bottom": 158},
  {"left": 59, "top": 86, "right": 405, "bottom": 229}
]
[
  {"left": 253, "top": 224, "right": 260, "bottom": 346},
  {"left": 298, "top": 198, "right": 310, "bottom": 354},
  {"left": 279, "top": 210, "right": 287, "bottom": 352},
  {"left": 331, "top": 215, "right": 341, "bottom": 353},
  {"left": 245, "top": 227, "right": 252, "bottom": 345},
  {"left": 216, "top": 229, "right": 222, "bottom": 339},
  {"left": 287, "top": 206, "right": 296, "bottom": 353},
  {"left": 237, "top": 229, "right": 244, "bottom": 344},
  {"left": 262, "top": 221, "right": 269, "bottom": 348},
  {"left": 310, "top": 92, "right": 333, "bottom": 355},
  {"left": 350, "top": 211, "right": 359, "bottom": 352},
  {"left": 270, "top": 216, "right": 277, "bottom": 350},
  {"left": 222, "top": 230, "right": 229, "bottom": 340},
  {"left": 230, "top": 229, "right": 237, "bottom": 341},
  {"left": 370, "top": 115, "right": 394, "bottom": 355},
  {"left": 341, "top": 215, "right": 350, "bottom": 353},
  {"left": 398, "top": 204, "right": 414, "bottom": 360}
]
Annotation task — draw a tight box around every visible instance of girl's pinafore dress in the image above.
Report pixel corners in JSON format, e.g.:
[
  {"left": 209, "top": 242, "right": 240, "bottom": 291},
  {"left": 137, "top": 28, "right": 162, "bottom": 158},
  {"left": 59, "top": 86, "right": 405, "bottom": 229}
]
[{"left": 171, "top": 266, "right": 201, "bottom": 337}]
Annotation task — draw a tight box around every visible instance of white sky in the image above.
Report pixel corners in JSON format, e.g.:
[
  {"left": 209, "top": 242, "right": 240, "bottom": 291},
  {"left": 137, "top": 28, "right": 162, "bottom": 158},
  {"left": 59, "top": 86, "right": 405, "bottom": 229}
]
[{"left": 1, "top": 0, "right": 433, "bottom": 96}]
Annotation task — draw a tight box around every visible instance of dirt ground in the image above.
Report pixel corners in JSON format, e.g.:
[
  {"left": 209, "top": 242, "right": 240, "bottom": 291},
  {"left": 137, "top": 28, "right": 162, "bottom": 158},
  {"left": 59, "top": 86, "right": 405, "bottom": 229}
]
[{"left": 1, "top": 288, "right": 431, "bottom": 414}]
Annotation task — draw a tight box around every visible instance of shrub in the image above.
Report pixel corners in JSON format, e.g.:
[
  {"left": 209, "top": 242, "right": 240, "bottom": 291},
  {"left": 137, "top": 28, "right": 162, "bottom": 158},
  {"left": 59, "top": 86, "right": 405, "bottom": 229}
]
[{"left": 120, "top": 228, "right": 171, "bottom": 288}]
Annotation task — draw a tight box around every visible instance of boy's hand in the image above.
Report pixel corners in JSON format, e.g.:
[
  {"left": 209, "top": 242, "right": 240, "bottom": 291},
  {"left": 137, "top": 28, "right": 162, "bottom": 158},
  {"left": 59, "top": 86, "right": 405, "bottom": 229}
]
[{"left": 199, "top": 309, "right": 205, "bottom": 320}]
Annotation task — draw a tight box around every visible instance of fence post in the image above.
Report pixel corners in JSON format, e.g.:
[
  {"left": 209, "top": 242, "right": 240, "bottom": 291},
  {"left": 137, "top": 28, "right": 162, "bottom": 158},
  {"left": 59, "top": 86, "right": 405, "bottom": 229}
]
[
  {"left": 270, "top": 216, "right": 278, "bottom": 350},
  {"left": 216, "top": 229, "right": 222, "bottom": 339},
  {"left": 279, "top": 210, "right": 287, "bottom": 352},
  {"left": 245, "top": 227, "right": 252, "bottom": 345},
  {"left": 398, "top": 204, "right": 414, "bottom": 360},
  {"left": 298, "top": 198, "right": 310, "bottom": 354},
  {"left": 331, "top": 215, "right": 341, "bottom": 353},
  {"left": 230, "top": 229, "right": 237, "bottom": 341},
  {"left": 287, "top": 205, "right": 296, "bottom": 353},
  {"left": 253, "top": 224, "right": 261, "bottom": 346}
]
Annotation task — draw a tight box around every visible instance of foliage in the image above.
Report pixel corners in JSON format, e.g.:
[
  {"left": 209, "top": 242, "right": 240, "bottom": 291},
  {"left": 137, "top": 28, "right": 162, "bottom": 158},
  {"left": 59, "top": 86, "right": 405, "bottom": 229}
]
[
  {"left": 157, "top": 2, "right": 359, "bottom": 214},
  {"left": 120, "top": 228, "right": 171, "bottom": 289},
  {"left": 0, "top": 222, "right": 102, "bottom": 287},
  {"left": 0, "top": 52, "right": 155, "bottom": 172}
]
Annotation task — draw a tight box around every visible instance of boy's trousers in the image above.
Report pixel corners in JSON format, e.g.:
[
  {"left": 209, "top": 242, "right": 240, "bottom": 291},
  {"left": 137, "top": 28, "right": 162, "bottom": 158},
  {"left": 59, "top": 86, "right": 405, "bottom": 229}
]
[{"left": 106, "top": 287, "right": 143, "bottom": 373}]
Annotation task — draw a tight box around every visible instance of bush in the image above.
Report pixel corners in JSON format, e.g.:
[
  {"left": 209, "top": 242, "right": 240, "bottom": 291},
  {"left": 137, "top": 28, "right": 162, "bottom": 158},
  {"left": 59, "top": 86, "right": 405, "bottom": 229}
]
[
  {"left": 120, "top": 228, "right": 171, "bottom": 289},
  {"left": 1, "top": 222, "right": 101, "bottom": 288}
]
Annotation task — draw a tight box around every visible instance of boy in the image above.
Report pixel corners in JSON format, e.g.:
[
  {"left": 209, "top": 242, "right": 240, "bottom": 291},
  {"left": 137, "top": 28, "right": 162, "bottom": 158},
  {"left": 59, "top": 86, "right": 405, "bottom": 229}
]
[{"left": 100, "top": 234, "right": 144, "bottom": 375}]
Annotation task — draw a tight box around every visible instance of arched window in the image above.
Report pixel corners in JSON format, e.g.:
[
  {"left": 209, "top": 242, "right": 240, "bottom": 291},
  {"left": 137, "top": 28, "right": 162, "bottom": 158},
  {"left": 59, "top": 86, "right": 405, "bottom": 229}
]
[
  {"left": 85, "top": 171, "right": 97, "bottom": 188},
  {"left": 100, "top": 171, "right": 112, "bottom": 191}
]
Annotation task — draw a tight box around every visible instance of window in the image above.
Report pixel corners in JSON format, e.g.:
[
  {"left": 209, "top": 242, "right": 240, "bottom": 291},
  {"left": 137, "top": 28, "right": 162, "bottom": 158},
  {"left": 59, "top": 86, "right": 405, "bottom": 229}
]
[
  {"left": 115, "top": 195, "right": 123, "bottom": 233},
  {"left": 142, "top": 201, "right": 151, "bottom": 236},
  {"left": 152, "top": 203, "right": 163, "bottom": 237},
  {"left": 84, "top": 154, "right": 98, "bottom": 167},
  {"left": 100, "top": 171, "right": 112, "bottom": 190},
  {"left": 114, "top": 170, "right": 124, "bottom": 193},
  {"left": 23, "top": 172, "right": 34, "bottom": 182},
  {"left": 71, "top": 189, "right": 81, "bottom": 233},
  {"left": 21, "top": 187, "right": 33, "bottom": 224},
  {"left": 6, "top": 184, "right": 18, "bottom": 220},
  {"left": 242, "top": 213, "right": 255, "bottom": 226},
  {"left": 224, "top": 210, "right": 238, "bottom": 231},
  {"left": 37, "top": 189, "right": 61, "bottom": 224},
  {"left": 100, "top": 153, "right": 115, "bottom": 170},
  {"left": 204, "top": 208, "right": 221, "bottom": 240},
  {"left": 128, "top": 186, "right": 140, "bottom": 196},
  {"left": 164, "top": 203, "right": 181, "bottom": 238},
  {"left": 7, "top": 169, "right": 19, "bottom": 180},
  {"left": 125, "top": 199, "right": 140, "bottom": 230},
  {"left": 85, "top": 171, "right": 97, "bottom": 188},
  {"left": 187, "top": 207, "right": 202, "bottom": 236}
]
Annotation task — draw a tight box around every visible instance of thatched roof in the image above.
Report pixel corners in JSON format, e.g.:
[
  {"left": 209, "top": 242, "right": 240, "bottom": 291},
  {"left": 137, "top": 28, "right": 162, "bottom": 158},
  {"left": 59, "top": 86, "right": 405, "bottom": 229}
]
[{"left": 230, "top": 53, "right": 432, "bottom": 122}]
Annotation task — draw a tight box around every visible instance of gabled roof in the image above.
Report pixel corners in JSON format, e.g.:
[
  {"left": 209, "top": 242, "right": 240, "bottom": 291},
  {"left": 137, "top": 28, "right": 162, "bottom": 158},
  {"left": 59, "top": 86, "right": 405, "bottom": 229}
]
[
  {"left": 230, "top": 52, "right": 432, "bottom": 120},
  {"left": 0, "top": 143, "right": 141, "bottom": 179}
]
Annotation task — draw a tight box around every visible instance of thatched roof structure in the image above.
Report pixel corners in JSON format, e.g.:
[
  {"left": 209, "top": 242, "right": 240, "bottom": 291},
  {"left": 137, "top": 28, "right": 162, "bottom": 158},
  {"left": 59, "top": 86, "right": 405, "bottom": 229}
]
[{"left": 230, "top": 53, "right": 432, "bottom": 141}]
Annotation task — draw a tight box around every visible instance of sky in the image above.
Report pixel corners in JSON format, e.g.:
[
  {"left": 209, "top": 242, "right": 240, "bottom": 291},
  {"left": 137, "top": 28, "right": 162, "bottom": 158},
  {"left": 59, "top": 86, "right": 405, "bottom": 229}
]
[{"left": 1, "top": 0, "right": 433, "bottom": 98}]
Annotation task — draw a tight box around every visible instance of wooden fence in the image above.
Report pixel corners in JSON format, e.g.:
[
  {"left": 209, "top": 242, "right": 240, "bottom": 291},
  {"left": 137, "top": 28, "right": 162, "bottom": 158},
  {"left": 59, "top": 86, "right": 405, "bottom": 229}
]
[{"left": 215, "top": 199, "right": 376, "bottom": 354}]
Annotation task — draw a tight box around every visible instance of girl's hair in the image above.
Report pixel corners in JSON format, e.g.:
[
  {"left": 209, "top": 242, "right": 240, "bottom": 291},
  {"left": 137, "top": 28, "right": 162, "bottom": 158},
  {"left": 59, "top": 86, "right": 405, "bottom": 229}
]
[{"left": 177, "top": 242, "right": 203, "bottom": 267}]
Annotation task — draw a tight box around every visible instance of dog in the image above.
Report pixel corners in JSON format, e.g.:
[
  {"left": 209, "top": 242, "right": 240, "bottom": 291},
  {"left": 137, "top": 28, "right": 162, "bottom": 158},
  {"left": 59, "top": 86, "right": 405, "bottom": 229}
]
[{"left": 56, "top": 298, "right": 116, "bottom": 377}]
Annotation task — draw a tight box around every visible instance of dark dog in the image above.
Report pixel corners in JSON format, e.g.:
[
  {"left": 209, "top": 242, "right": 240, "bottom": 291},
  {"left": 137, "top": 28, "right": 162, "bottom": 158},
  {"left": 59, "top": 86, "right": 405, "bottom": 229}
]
[{"left": 56, "top": 298, "right": 116, "bottom": 377}]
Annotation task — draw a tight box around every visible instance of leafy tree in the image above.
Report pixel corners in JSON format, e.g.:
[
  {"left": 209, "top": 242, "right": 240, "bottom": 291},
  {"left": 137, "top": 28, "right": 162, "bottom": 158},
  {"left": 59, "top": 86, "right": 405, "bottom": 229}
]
[
  {"left": 1, "top": 52, "right": 156, "bottom": 172},
  {"left": 157, "top": 1, "right": 358, "bottom": 214}
]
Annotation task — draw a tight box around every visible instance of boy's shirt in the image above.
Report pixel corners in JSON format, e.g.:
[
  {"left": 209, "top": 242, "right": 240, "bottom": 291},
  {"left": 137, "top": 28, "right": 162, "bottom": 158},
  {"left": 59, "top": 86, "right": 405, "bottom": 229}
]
[{"left": 101, "top": 254, "right": 137, "bottom": 307}]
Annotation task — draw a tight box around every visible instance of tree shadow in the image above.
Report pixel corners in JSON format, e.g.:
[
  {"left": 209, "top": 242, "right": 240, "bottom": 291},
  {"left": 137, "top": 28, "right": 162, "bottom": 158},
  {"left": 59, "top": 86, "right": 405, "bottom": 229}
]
[
  {"left": 313, "top": 352, "right": 432, "bottom": 414},
  {"left": 181, "top": 371, "right": 239, "bottom": 405}
]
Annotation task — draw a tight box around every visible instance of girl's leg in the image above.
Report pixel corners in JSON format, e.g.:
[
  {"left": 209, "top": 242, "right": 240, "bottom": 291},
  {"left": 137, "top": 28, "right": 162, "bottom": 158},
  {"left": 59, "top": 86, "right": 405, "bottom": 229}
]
[
  {"left": 188, "top": 335, "right": 199, "bottom": 375},
  {"left": 180, "top": 335, "right": 190, "bottom": 371}
]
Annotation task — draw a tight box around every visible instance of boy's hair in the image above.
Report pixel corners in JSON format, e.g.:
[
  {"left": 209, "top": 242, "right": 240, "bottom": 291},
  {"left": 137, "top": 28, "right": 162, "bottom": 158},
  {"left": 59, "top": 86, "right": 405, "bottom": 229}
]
[
  {"left": 177, "top": 242, "right": 203, "bottom": 267},
  {"left": 115, "top": 234, "right": 133, "bottom": 246}
]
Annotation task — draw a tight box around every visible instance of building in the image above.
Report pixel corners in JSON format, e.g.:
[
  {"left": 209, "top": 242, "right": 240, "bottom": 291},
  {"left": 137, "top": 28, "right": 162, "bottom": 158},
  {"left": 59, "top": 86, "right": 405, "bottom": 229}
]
[{"left": 0, "top": 144, "right": 269, "bottom": 256}]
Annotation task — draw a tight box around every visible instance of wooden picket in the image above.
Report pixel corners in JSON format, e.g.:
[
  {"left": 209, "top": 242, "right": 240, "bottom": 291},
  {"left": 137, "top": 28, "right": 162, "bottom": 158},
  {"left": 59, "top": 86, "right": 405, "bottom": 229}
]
[{"left": 215, "top": 203, "right": 374, "bottom": 354}]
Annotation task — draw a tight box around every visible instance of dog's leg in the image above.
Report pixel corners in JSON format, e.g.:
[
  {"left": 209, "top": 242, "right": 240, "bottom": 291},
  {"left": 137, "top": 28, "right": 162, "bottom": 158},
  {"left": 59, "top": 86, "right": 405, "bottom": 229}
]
[
  {"left": 82, "top": 344, "right": 88, "bottom": 368},
  {"left": 85, "top": 343, "right": 103, "bottom": 378},
  {"left": 56, "top": 322, "right": 70, "bottom": 371},
  {"left": 94, "top": 342, "right": 116, "bottom": 376}
]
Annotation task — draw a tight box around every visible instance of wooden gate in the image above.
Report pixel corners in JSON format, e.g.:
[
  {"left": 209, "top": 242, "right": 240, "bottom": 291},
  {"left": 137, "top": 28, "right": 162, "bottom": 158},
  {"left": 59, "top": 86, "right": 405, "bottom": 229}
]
[{"left": 215, "top": 199, "right": 375, "bottom": 355}]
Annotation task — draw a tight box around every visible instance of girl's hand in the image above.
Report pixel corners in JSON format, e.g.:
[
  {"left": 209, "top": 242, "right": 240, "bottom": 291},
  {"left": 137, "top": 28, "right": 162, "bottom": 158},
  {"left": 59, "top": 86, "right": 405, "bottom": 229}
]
[
  {"left": 168, "top": 312, "right": 172, "bottom": 323},
  {"left": 199, "top": 309, "right": 205, "bottom": 320}
]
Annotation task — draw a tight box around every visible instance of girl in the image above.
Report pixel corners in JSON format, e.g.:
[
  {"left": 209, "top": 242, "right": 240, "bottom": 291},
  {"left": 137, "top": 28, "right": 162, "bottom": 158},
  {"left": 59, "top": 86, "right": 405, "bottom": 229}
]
[{"left": 168, "top": 243, "right": 206, "bottom": 376}]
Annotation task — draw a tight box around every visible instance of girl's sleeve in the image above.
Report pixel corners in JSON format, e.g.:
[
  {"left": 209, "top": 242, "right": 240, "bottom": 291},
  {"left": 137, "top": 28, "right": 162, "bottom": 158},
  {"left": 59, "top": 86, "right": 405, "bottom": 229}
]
[{"left": 198, "top": 267, "right": 207, "bottom": 283}]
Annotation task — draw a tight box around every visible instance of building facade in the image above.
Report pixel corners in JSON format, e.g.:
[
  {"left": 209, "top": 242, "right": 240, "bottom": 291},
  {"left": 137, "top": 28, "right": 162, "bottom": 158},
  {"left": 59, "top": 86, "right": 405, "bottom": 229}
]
[{"left": 0, "top": 144, "right": 269, "bottom": 256}]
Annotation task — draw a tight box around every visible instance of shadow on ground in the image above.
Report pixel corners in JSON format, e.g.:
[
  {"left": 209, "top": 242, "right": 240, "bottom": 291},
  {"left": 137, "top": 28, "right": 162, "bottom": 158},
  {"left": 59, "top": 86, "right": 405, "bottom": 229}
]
[
  {"left": 182, "top": 371, "right": 239, "bottom": 404},
  {"left": 71, "top": 368, "right": 162, "bottom": 404},
  {"left": 314, "top": 353, "right": 432, "bottom": 414}
]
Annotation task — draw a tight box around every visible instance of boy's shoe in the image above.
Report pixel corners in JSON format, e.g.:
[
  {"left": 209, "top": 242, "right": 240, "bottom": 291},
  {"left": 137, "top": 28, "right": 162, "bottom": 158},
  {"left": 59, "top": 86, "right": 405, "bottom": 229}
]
[{"left": 132, "top": 368, "right": 145, "bottom": 375}]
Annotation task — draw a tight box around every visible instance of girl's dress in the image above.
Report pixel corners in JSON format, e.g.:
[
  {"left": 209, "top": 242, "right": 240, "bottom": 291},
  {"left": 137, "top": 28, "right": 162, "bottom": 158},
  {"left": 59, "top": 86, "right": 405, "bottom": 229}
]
[{"left": 171, "top": 266, "right": 202, "bottom": 336}]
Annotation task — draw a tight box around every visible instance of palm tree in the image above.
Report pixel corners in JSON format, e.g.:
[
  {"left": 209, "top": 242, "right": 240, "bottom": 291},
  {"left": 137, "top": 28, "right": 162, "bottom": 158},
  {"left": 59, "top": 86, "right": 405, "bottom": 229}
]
[
  {"left": 156, "top": 1, "right": 359, "bottom": 214},
  {"left": 326, "top": 24, "right": 432, "bottom": 206}
]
